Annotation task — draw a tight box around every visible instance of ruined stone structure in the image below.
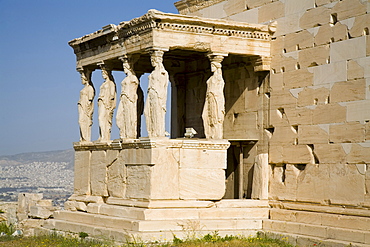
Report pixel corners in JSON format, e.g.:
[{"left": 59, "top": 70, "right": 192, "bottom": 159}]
[{"left": 45, "top": 1, "right": 370, "bottom": 246}]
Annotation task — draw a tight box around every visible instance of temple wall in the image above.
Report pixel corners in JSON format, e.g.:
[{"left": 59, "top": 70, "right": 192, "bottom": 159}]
[
  {"left": 185, "top": 0, "right": 370, "bottom": 208},
  {"left": 223, "top": 57, "right": 261, "bottom": 140},
  {"left": 179, "top": 0, "right": 370, "bottom": 245}
]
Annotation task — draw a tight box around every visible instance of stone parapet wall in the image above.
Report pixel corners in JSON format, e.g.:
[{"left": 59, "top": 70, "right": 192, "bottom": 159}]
[{"left": 72, "top": 138, "right": 230, "bottom": 202}]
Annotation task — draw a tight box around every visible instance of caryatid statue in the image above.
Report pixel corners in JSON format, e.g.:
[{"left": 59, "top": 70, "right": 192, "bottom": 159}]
[
  {"left": 202, "top": 54, "right": 227, "bottom": 139},
  {"left": 77, "top": 68, "right": 95, "bottom": 142},
  {"left": 144, "top": 49, "right": 169, "bottom": 137},
  {"left": 97, "top": 63, "right": 116, "bottom": 142},
  {"left": 116, "top": 56, "right": 139, "bottom": 139}
]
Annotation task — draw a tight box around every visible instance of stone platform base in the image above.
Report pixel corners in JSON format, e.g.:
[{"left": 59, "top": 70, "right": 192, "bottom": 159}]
[
  {"left": 263, "top": 201, "right": 370, "bottom": 247},
  {"left": 43, "top": 199, "right": 269, "bottom": 243}
]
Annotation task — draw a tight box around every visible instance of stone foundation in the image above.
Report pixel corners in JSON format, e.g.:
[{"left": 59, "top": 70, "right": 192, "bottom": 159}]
[
  {"left": 45, "top": 199, "right": 269, "bottom": 242},
  {"left": 263, "top": 201, "right": 370, "bottom": 246}
]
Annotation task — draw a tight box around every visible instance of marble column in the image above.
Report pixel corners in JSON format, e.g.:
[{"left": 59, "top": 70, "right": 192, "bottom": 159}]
[
  {"left": 116, "top": 55, "right": 140, "bottom": 139},
  {"left": 97, "top": 63, "right": 116, "bottom": 142},
  {"left": 144, "top": 49, "right": 169, "bottom": 138},
  {"left": 77, "top": 67, "right": 95, "bottom": 142},
  {"left": 202, "top": 53, "right": 227, "bottom": 139}
]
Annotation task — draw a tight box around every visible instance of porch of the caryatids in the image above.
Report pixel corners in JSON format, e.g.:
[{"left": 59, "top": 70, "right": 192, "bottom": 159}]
[
  {"left": 144, "top": 49, "right": 169, "bottom": 138},
  {"left": 77, "top": 67, "right": 95, "bottom": 142},
  {"left": 202, "top": 53, "right": 227, "bottom": 139},
  {"left": 97, "top": 62, "right": 116, "bottom": 142},
  {"left": 116, "top": 55, "right": 140, "bottom": 139}
]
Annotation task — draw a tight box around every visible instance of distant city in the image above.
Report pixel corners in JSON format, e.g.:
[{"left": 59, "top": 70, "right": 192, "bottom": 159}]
[{"left": 0, "top": 150, "right": 74, "bottom": 207}]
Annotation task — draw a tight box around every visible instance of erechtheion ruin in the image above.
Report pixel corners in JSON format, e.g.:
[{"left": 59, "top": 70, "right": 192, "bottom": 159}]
[{"left": 43, "top": 0, "right": 370, "bottom": 246}]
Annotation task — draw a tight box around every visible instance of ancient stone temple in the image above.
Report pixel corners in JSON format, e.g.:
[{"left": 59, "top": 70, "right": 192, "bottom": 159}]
[{"left": 45, "top": 0, "right": 370, "bottom": 246}]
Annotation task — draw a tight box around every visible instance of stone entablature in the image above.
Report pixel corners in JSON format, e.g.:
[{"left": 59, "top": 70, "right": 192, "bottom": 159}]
[{"left": 69, "top": 10, "right": 273, "bottom": 69}]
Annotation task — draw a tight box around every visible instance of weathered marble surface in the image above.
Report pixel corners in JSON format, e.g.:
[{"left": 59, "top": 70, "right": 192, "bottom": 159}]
[
  {"left": 202, "top": 54, "right": 226, "bottom": 139},
  {"left": 116, "top": 57, "right": 139, "bottom": 139},
  {"left": 144, "top": 50, "right": 169, "bottom": 137},
  {"left": 72, "top": 138, "right": 230, "bottom": 200},
  {"left": 78, "top": 69, "right": 95, "bottom": 142},
  {"left": 77, "top": 69, "right": 95, "bottom": 141},
  {"left": 69, "top": 10, "right": 272, "bottom": 69},
  {"left": 97, "top": 65, "right": 116, "bottom": 142}
]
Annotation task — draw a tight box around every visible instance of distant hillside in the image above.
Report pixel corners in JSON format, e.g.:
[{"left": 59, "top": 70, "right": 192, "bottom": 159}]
[
  {"left": 0, "top": 149, "right": 75, "bottom": 205},
  {"left": 0, "top": 149, "right": 74, "bottom": 167}
]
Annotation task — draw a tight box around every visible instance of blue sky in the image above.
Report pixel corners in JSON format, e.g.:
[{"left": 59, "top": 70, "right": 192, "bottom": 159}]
[{"left": 0, "top": 0, "right": 178, "bottom": 155}]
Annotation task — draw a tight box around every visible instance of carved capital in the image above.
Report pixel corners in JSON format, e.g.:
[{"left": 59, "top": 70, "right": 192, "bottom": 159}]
[
  {"left": 147, "top": 48, "right": 169, "bottom": 69},
  {"left": 147, "top": 47, "right": 169, "bottom": 59},
  {"left": 97, "top": 61, "right": 114, "bottom": 72},
  {"left": 118, "top": 55, "right": 129, "bottom": 63},
  {"left": 253, "top": 56, "right": 271, "bottom": 72},
  {"left": 207, "top": 52, "right": 228, "bottom": 64},
  {"left": 97, "top": 61, "right": 109, "bottom": 70},
  {"left": 119, "top": 54, "right": 140, "bottom": 73},
  {"left": 77, "top": 67, "right": 93, "bottom": 84}
]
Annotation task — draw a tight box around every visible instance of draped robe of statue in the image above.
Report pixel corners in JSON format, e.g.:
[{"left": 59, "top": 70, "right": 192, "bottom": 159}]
[
  {"left": 116, "top": 62, "right": 139, "bottom": 139},
  {"left": 78, "top": 71, "right": 95, "bottom": 142},
  {"left": 144, "top": 52, "right": 169, "bottom": 137},
  {"left": 202, "top": 61, "right": 225, "bottom": 139},
  {"left": 98, "top": 68, "right": 116, "bottom": 142}
]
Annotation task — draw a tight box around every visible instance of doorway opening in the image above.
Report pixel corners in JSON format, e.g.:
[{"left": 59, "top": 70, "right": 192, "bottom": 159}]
[{"left": 224, "top": 141, "right": 257, "bottom": 199}]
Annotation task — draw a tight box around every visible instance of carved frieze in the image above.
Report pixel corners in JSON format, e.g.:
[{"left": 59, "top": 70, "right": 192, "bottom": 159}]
[
  {"left": 69, "top": 10, "right": 274, "bottom": 68},
  {"left": 119, "top": 10, "right": 271, "bottom": 41}
]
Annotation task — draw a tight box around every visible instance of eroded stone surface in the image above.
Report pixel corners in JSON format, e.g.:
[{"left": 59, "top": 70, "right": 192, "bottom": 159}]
[
  {"left": 251, "top": 154, "right": 269, "bottom": 200},
  {"left": 78, "top": 69, "right": 95, "bottom": 142},
  {"left": 116, "top": 56, "right": 139, "bottom": 139},
  {"left": 144, "top": 50, "right": 169, "bottom": 138},
  {"left": 202, "top": 54, "right": 226, "bottom": 139},
  {"left": 97, "top": 66, "right": 116, "bottom": 142}
]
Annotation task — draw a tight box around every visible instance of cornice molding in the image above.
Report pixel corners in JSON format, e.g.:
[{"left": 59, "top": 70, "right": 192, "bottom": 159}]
[
  {"left": 73, "top": 138, "right": 230, "bottom": 151},
  {"left": 117, "top": 9, "right": 271, "bottom": 40}
]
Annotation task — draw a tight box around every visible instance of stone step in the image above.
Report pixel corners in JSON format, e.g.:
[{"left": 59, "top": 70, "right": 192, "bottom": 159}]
[
  {"left": 44, "top": 219, "right": 132, "bottom": 242},
  {"left": 270, "top": 208, "right": 370, "bottom": 232},
  {"left": 264, "top": 231, "right": 369, "bottom": 247},
  {"left": 86, "top": 203, "right": 269, "bottom": 220},
  {"left": 45, "top": 218, "right": 260, "bottom": 243},
  {"left": 54, "top": 210, "right": 264, "bottom": 232},
  {"left": 54, "top": 211, "right": 136, "bottom": 231},
  {"left": 104, "top": 198, "right": 270, "bottom": 208},
  {"left": 263, "top": 219, "right": 370, "bottom": 245}
]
